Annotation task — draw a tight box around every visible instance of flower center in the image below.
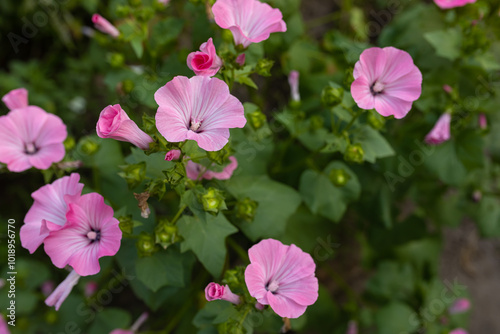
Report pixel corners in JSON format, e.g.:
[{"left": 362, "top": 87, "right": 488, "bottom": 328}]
[
  {"left": 24, "top": 143, "right": 38, "bottom": 155},
  {"left": 370, "top": 81, "right": 385, "bottom": 95},
  {"left": 87, "top": 230, "right": 101, "bottom": 242},
  {"left": 266, "top": 280, "right": 279, "bottom": 293},
  {"left": 190, "top": 119, "right": 202, "bottom": 132}
]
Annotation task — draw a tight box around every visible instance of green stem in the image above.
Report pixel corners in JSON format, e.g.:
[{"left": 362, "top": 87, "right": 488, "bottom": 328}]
[
  {"left": 227, "top": 237, "right": 249, "bottom": 263},
  {"left": 342, "top": 110, "right": 362, "bottom": 134},
  {"left": 171, "top": 204, "right": 187, "bottom": 224}
]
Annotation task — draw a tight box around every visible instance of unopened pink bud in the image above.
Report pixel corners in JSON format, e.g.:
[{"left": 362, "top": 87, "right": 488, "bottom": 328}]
[
  {"left": 45, "top": 270, "right": 81, "bottom": 311},
  {"left": 92, "top": 14, "right": 120, "bottom": 38},
  {"left": 449, "top": 298, "right": 470, "bottom": 314},
  {"left": 443, "top": 85, "right": 453, "bottom": 94},
  {"left": 236, "top": 54, "right": 246, "bottom": 67},
  {"left": 479, "top": 113, "right": 487, "bottom": 129},
  {"left": 288, "top": 70, "right": 300, "bottom": 102},
  {"left": 84, "top": 281, "right": 98, "bottom": 297},
  {"left": 165, "top": 149, "right": 181, "bottom": 161},
  {"left": 204, "top": 282, "right": 241, "bottom": 305}
]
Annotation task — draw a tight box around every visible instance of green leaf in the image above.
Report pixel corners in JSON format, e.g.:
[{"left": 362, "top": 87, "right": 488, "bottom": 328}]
[
  {"left": 455, "top": 130, "right": 485, "bottom": 170},
  {"left": 424, "top": 141, "right": 467, "bottom": 186},
  {"left": 477, "top": 196, "right": 500, "bottom": 237},
  {"left": 366, "top": 261, "right": 415, "bottom": 301},
  {"left": 299, "top": 162, "right": 360, "bottom": 222},
  {"left": 424, "top": 28, "right": 462, "bottom": 61},
  {"left": 131, "top": 37, "right": 144, "bottom": 59},
  {"left": 178, "top": 213, "right": 237, "bottom": 277},
  {"left": 87, "top": 308, "right": 131, "bottom": 334},
  {"left": 150, "top": 18, "right": 185, "bottom": 49},
  {"left": 375, "top": 302, "right": 420, "bottom": 334},
  {"left": 135, "top": 249, "right": 185, "bottom": 292},
  {"left": 225, "top": 175, "right": 302, "bottom": 240},
  {"left": 352, "top": 125, "right": 395, "bottom": 163}
]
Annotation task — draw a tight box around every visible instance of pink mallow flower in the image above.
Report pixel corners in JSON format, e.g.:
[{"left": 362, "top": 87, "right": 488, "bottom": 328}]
[
  {"left": 21, "top": 173, "right": 84, "bottom": 254},
  {"left": 212, "top": 0, "right": 287, "bottom": 48},
  {"left": 187, "top": 38, "right": 223, "bottom": 77},
  {"left": 449, "top": 298, "right": 471, "bottom": 314},
  {"left": 154, "top": 76, "right": 246, "bottom": 151},
  {"left": 205, "top": 283, "right": 241, "bottom": 304},
  {"left": 434, "top": 0, "right": 476, "bottom": 9},
  {"left": 351, "top": 47, "right": 422, "bottom": 119},
  {"left": 2, "top": 88, "right": 28, "bottom": 110},
  {"left": 425, "top": 113, "right": 451, "bottom": 145},
  {"left": 44, "top": 193, "right": 122, "bottom": 276},
  {"left": 97, "top": 104, "right": 153, "bottom": 150},
  {"left": 288, "top": 70, "right": 300, "bottom": 102},
  {"left": 110, "top": 312, "right": 149, "bottom": 334},
  {"left": 186, "top": 156, "right": 238, "bottom": 180},
  {"left": 165, "top": 149, "right": 181, "bottom": 161},
  {"left": 0, "top": 106, "right": 67, "bottom": 172},
  {"left": 449, "top": 329, "right": 468, "bottom": 334},
  {"left": 45, "top": 269, "right": 81, "bottom": 311},
  {"left": 244, "top": 239, "right": 319, "bottom": 318},
  {"left": 92, "top": 14, "right": 119, "bottom": 38}
]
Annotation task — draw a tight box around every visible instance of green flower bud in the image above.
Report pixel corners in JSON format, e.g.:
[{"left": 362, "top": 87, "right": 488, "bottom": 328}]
[
  {"left": 329, "top": 168, "right": 351, "bottom": 187},
  {"left": 79, "top": 137, "right": 100, "bottom": 155},
  {"left": 344, "top": 143, "right": 364, "bottom": 164},
  {"left": 222, "top": 29, "right": 234, "bottom": 43},
  {"left": 137, "top": 232, "right": 156, "bottom": 256},
  {"left": 310, "top": 115, "right": 324, "bottom": 130},
  {"left": 142, "top": 114, "right": 157, "bottom": 135},
  {"left": 163, "top": 163, "right": 186, "bottom": 186},
  {"left": 118, "top": 215, "right": 134, "bottom": 234},
  {"left": 321, "top": 86, "right": 344, "bottom": 107},
  {"left": 207, "top": 146, "right": 231, "bottom": 165},
  {"left": 155, "top": 224, "right": 179, "bottom": 249},
  {"left": 344, "top": 68, "right": 354, "bottom": 88},
  {"left": 255, "top": 59, "right": 274, "bottom": 77},
  {"left": 235, "top": 197, "right": 259, "bottom": 222},
  {"left": 201, "top": 188, "right": 227, "bottom": 214},
  {"left": 118, "top": 162, "right": 146, "bottom": 189},
  {"left": 248, "top": 110, "right": 267, "bottom": 130},
  {"left": 109, "top": 53, "right": 125, "bottom": 68},
  {"left": 122, "top": 79, "right": 135, "bottom": 94},
  {"left": 367, "top": 110, "right": 385, "bottom": 130},
  {"left": 63, "top": 136, "right": 76, "bottom": 151}
]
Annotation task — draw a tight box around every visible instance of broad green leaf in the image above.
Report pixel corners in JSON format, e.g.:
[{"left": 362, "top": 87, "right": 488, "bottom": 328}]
[
  {"left": 424, "top": 141, "right": 467, "bottom": 186},
  {"left": 87, "top": 308, "right": 131, "bottom": 334},
  {"left": 477, "top": 196, "right": 500, "bottom": 237},
  {"left": 455, "top": 130, "right": 485, "bottom": 170},
  {"left": 135, "top": 249, "right": 185, "bottom": 292},
  {"left": 375, "top": 302, "right": 420, "bottom": 334},
  {"left": 365, "top": 261, "right": 415, "bottom": 302},
  {"left": 424, "top": 28, "right": 462, "bottom": 61},
  {"left": 352, "top": 125, "right": 395, "bottom": 163},
  {"left": 178, "top": 213, "right": 237, "bottom": 277},
  {"left": 225, "top": 175, "right": 301, "bottom": 240}
]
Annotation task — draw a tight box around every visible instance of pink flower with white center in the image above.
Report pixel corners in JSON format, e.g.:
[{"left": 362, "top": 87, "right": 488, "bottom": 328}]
[
  {"left": 155, "top": 76, "right": 246, "bottom": 151},
  {"left": 186, "top": 156, "right": 238, "bottom": 180},
  {"left": 244, "top": 239, "right": 318, "bottom": 318},
  {"left": 346, "top": 321, "right": 358, "bottom": 334},
  {"left": 0, "top": 106, "right": 67, "bottom": 172},
  {"left": 2, "top": 88, "right": 28, "bottom": 110},
  {"left": 449, "top": 298, "right": 471, "bottom": 314},
  {"left": 96, "top": 104, "right": 154, "bottom": 150},
  {"left": 205, "top": 283, "right": 241, "bottom": 304},
  {"left": 45, "top": 269, "right": 81, "bottom": 311},
  {"left": 187, "top": 38, "right": 223, "bottom": 77},
  {"left": 479, "top": 113, "right": 487, "bottom": 129},
  {"left": 92, "top": 14, "right": 119, "bottom": 38},
  {"left": 434, "top": 0, "right": 476, "bottom": 9},
  {"left": 425, "top": 113, "right": 451, "bottom": 145},
  {"left": 212, "top": 0, "right": 287, "bottom": 48},
  {"left": 110, "top": 312, "right": 149, "bottom": 334},
  {"left": 351, "top": 47, "right": 422, "bottom": 119},
  {"left": 165, "top": 149, "right": 181, "bottom": 161},
  {"left": 21, "top": 173, "right": 84, "bottom": 254},
  {"left": 288, "top": 70, "right": 300, "bottom": 102},
  {"left": 44, "top": 192, "right": 122, "bottom": 276},
  {"left": 449, "top": 329, "right": 468, "bottom": 334}
]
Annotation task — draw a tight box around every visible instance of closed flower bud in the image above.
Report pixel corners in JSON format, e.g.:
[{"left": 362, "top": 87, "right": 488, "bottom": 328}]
[
  {"left": 79, "top": 137, "right": 100, "bottom": 155},
  {"left": 118, "top": 215, "right": 134, "bottom": 234},
  {"left": 64, "top": 136, "right": 76, "bottom": 151},
  {"left": 344, "top": 144, "right": 364, "bottom": 164},
  {"left": 207, "top": 146, "right": 231, "bottom": 165},
  {"left": 248, "top": 110, "right": 267, "bottom": 130},
  {"left": 155, "top": 224, "right": 179, "bottom": 249},
  {"left": 344, "top": 68, "right": 354, "bottom": 88},
  {"left": 109, "top": 53, "right": 125, "bottom": 68},
  {"left": 367, "top": 110, "right": 385, "bottom": 130},
  {"left": 329, "top": 168, "right": 351, "bottom": 187},
  {"left": 201, "top": 188, "right": 227, "bottom": 214},
  {"left": 163, "top": 163, "right": 186, "bottom": 185},
  {"left": 322, "top": 86, "right": 344, "bottom": 107},
  {"left": 255, "top": 59, "right": 274, "bottom": 77},
  {"left": 122, "top": 80, "right": 135, "bottom": 94},
  {"left": 137, "top": 233, "right": 156, "bottom": 256},
  {"left": 142, "top": 114, "right": 157, "bottom": 134},
  {"left": 235, "top": 197, "right": 259, "bottom": 222},
  {"left": 118, "top": 162, "right": 146, "bottom": 189}
]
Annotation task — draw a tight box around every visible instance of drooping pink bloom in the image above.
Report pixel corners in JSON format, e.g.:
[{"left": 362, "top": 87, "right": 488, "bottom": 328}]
[
  {"left": 165, "top": 149, "right": 181, "bottom": 161},
  {"left": 2, "top": 88, "right": 28, "bottom": 110},
  {"left": 235, "top": 54, "right": 246, "bottom": 67},
  {"left": 155, "top": 76, "right": 246, "bottom": 151},
  {"left": 44, "top": 193, "right": 122, "bottom": 276},
  {"left": 212, "top": 0, "right": 287, "bottom": 48},
  {"left": 351, "top": 47, "right": 422, "bottom": 119},
  {"left": 0, "top": 106, "right": 67, "bottom": 172},
  {"left": 41, "top": 280, "right": 55, "bottom": 297},
  {"left": 288, "top": 70, "right": 300, "bottom": 102},
  {"left": 449, "top": 298, "right": 471, "bottom": 314},
  {"left": 45, "top": 269, "right": 81, "bottom": 311},
  {"left": 92, "top": 14, "right": 119, "bottom": 38},
  {"left": 186, "top": 156, "right": 238, "bottom": 180},
  {"left": 96, "top": 104, "right": 154, "bottom": 150},
  {"left": 479, "top": 113, "right": 487, "bottom": 129},
  {"left": 187, "top": 38, "right": 223, "bottom": 77},
  {"left": 244, "top": 239, "right": 319, "bottom": 318},
  {"left": 110, "top": 312, "right": 148, "bottom": 334},
  {"left": 425, "top": 113, "right": 451, "bottom": 145},
  {"left": 346, "top": 320, "right": 358, "bottom": 334},
  {"left": 205, "top": 283, "right": 241, "bottom": 304},
  {"left": 84, "top": 281, "right": 99, "bottom": 297},
  {"left": 434, "top": 0, "right": 476, "bottom": 9},
  {"left": 449, "top": 329, "right": 468, "bottom": 334},
  {"left": 21, "top": 173, "right": 84, "bottom": 253}
]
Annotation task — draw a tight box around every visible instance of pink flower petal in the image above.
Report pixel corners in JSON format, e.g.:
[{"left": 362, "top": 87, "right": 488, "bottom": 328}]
[
  {"left": 2, "top": 88, "right": 28, "bottom": 110},
  {"left": 434, "top": 0, "right": 476, "bottom": 9},
  {"left": 266, "top": 291, "right": 308, "bottom": 318},
  {"left": 28, "top": 143, "right": 65, "bottom": 170},
  {"left": 248, "top": 239, "right": 288, "bottom": 284},
  {"left": 374, "top": 94, "right": 413, "bottom": 119}
]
